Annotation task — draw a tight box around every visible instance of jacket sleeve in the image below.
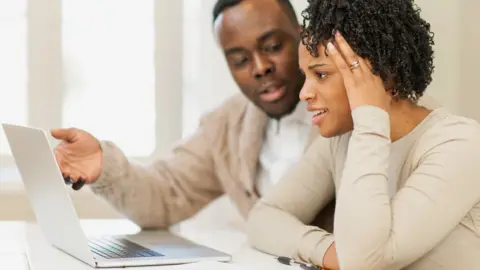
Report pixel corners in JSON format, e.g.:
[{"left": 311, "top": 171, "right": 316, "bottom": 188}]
[{"left": 89, "top": 111, "right": 225, "bottom": 229}]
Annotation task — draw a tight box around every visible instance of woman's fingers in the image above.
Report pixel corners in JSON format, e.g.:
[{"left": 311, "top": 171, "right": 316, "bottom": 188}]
[
  {"left": 333, "top": 31, "right": 360, "bottom": 70},
  {"left": 327, "top": 31, "right": 390, "bottom": 111},
  {"left": 326, "top": 41, "right": 356, "bottom": 88},
  {"left": 333, "top": 31, "right": 374, "bottom": 77}
]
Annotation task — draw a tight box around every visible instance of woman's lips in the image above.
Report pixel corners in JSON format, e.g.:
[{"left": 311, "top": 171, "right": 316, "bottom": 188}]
[{"left": 311, "top": 109, "right": 328, "bottom": 125}]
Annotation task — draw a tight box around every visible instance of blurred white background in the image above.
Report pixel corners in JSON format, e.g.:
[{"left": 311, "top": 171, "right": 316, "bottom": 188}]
[{"left": 0, "top": 0, "right": 478, "bottom": 220}]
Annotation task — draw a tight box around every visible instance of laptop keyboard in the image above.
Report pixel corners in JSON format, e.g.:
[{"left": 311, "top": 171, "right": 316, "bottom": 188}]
[{"left": 88, "top": 237, "right": 164, "bottom": 259}]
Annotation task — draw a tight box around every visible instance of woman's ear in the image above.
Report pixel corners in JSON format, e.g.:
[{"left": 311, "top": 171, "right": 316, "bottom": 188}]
[
  {"left": 383, "top": 77, "right": 400, "bottom": 101},
  {"left": 383, "top": 77, "right": 396, "bottom": 91},
  {"left": 385, "top": 88, "right": 394, "bottom": 97},
  {"left": 297, "top": 25, "right": 303, "bottom": 34}
]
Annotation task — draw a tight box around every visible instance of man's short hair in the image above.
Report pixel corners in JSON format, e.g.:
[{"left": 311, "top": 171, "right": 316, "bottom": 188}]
[{"left": 212, "top": 0, "right": 298, "bottom": 24}]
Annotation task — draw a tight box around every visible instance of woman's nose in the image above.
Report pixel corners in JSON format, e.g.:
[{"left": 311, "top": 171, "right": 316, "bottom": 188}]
[{"left": 299, "top": 81, "right": 315, "bottom": 101}]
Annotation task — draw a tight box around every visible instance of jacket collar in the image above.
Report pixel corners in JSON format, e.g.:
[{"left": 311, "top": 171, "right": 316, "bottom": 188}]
[
  {"left": 238, "top": 102, "right": 268, "bottom": 197},
  {"left": 237, "top": 101, "right": 320, "bottom": 196}
]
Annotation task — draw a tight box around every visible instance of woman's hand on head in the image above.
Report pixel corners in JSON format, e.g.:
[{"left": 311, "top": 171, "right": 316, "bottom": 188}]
[{"left": 327, "top": 31, "right": 391, "bottom": 112}]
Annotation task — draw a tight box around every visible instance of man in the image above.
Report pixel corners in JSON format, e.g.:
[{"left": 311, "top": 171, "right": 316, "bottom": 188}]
[{"left": 52, "top": 0, "right": 334, "bottom": 229}]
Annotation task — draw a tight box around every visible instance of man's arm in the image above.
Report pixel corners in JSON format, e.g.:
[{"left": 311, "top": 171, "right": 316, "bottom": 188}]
[
  {"left": 89, "top": 112, "right": 225, "bottom": 229},
  {"left": 246, "top": 136, "right": 336, "bottom": 266}
]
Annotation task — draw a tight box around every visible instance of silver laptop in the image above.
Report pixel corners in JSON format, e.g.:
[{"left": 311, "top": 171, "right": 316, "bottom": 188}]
[{"left": 2, "top": 123, "right": 231, "bottom": 268}]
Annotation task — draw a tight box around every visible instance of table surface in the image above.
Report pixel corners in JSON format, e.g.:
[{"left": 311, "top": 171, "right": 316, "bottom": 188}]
[{"left": 0, "top": 197, "right": 295, "bottom": 270}]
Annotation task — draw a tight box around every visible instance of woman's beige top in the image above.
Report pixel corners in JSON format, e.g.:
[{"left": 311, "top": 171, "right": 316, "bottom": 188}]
[{"left": 246, "top": 105, "right": 480, "bottom": 270}]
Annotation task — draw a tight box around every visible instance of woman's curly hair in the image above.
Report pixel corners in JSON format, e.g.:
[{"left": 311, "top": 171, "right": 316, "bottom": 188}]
[{"left": 300, "top": 0, "right": 435, "bottom": 101}]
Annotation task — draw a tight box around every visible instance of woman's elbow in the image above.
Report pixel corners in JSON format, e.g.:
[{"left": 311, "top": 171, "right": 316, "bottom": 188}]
[
  {"left": 246, "top": 200, "right": 290, "bottom": 256},
  {"left": 246, "top": 201, "right": 269, "bottom": 249},
  {"left": 339, "top": 257, "right": 375, "bottom": 270},
  {"left": 337, "top": 250, "right": 388, "bottom": 270},
  {"left": 246, "top": 200, "right": 307, "bottom": 257}
]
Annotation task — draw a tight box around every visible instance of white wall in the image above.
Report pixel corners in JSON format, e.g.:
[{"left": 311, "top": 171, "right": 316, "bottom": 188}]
[
  {"left": 417, "top": 0, "right": 480, "bottom": 121},
  {"left": 183, "top": 0, "right": 480, "bottom": 134},
  {"left": 459, "top": 0, "right": 480, "bottom": 121},
  {"left": 0, "top": 0, "right": 185, "bottom": 220},
  {"left": 415, "top": 0, "right": 461, "bottom": 113}
]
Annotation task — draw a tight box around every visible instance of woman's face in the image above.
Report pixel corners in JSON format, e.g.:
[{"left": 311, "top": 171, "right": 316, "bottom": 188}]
[{"left": 298, "top": 42, "right": 354, "bottom": 138}]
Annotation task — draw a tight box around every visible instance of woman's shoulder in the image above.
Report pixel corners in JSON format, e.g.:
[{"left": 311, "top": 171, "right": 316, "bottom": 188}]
[
  {"left": 425, "top": 108, "right": 480, "bottom": 137},
  {"left": 414, "top": 108, "right": 480, "bottom": 154}
]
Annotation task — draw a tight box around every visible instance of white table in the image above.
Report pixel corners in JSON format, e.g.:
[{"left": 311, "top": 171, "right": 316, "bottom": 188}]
[{"left": 0, "top": 198, "right": 294, "bottom": 270}]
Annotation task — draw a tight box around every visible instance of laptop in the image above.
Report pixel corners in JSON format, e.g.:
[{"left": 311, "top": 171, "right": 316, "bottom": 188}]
[{"left": 2, "top": 123, "right": 231, "bottom": 268}]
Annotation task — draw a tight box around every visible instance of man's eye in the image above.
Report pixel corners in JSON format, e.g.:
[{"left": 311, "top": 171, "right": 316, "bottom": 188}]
[
  {"left": 265, "top": 43, "right": 282, "bottom": 53},
  {"left": 231, "top": 57, "right": 248, "bottom": 67}
]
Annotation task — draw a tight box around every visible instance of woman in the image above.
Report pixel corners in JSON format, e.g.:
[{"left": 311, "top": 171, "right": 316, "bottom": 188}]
[{"left": 246, "top": 0, "right": 480, "bottom": 269}]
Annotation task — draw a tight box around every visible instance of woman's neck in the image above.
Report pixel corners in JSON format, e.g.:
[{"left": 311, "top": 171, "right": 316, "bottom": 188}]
[{"left": 389, "top": 100, "right": 432, "bottom": 142}]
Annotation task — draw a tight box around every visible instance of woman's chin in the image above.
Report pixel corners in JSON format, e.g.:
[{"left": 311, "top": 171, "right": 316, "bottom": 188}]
[
  {"left": 317, "top": 126, "right": 337, "bottom": 138},
  {"left": 317, "top": 123, "right": 351, "bottom": 138}
]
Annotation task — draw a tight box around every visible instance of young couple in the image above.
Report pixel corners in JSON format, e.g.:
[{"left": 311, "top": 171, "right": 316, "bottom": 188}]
[{"left": 52, "top": 0, "right": 480, "bottom": 269}]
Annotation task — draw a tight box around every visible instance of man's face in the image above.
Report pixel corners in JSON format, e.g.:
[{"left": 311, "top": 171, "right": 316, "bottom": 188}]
[{"left": 214, "top": 0, "right": 304, "bottom": 118}]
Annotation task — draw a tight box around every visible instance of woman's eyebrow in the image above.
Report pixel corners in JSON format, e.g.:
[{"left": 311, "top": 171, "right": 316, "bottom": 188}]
[{"left": 308, "top": 63, "right": 327, "bottom": 69}]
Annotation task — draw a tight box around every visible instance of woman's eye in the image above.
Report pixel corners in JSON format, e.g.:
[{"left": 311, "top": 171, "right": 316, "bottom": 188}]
[{"left": 316, "top": 72, "right": 328, "bottom": 79}]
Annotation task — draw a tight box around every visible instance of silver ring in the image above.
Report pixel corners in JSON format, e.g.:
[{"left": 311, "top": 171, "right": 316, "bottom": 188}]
[{"left": 350, "top": 61, "right": 360, "bottom": 70}]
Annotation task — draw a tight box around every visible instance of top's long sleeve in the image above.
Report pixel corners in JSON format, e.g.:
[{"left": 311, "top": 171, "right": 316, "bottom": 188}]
[
  {"left": 334, "top": 106, "right": 480, "bottom": 270},
  {"left": 246, "top": 136, "right": 336, "bottom": 265}
]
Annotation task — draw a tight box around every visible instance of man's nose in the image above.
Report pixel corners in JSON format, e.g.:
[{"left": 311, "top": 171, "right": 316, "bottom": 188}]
[{"left": 252, "top": 54, "right": 275, "bottom": 79}]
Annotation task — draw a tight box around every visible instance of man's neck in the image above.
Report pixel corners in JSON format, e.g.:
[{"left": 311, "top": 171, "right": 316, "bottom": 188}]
[
  {"left": 267, "top": 99, "right": 301, "bottom": 120},
  {"left": 269, "top": 101, "right": 307, "bottom": 134}
]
